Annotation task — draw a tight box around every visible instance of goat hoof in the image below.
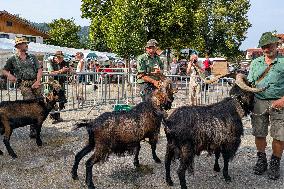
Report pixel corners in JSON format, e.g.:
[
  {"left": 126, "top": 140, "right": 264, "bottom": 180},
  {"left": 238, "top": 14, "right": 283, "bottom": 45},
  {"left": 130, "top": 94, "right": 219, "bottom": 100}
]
[
  {"left": 188, "top": 168, "right": 194, "bottom": 175},
  {"left": 134, "top": 161, "right": 140, "bottom": 167},
  {"left": 87, "top": 184, "right": 96, "bottom": 189},
  {"left": 29, "top": 133, "right": 37, "bottom": 139},
  {"left": 166, "top": 179, "right": 174, "bottom": 186},
  {"left": 11, "top": 154, "right": 18, "bottom": 159},
  {"left": 154, "top": 157, "right": 161, "bottom": 163},
  {"left": 224, "top": 176, "right": 231, "bottom": 182},
  {"left": 72, "top": 174, "right": 79, "bottom": 180},
  {"left": 214, "top": 165, "right": 221, "bottom": 172},
  {"left": 36, "top": 140, "right": 43, "bottom": 146}
]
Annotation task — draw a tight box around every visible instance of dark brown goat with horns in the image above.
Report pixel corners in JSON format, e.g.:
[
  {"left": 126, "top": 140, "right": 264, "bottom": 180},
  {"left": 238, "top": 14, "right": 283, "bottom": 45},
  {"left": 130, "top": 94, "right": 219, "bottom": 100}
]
[
  {"left": 71, "top": 75, "right": 176, "bottom": 189},
  {"left": 163, "top": 73, "right": 266, "bottom": 189}
]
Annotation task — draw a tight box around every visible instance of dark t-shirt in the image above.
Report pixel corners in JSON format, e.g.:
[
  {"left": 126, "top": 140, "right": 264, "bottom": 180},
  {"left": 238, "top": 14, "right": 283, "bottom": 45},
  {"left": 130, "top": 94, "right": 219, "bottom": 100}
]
[
  {"left": 49, "top": 60, "right": 69, "bottom": 71},
  {"left": 49, "top": 60, "right": 70, "bottom": 85}
]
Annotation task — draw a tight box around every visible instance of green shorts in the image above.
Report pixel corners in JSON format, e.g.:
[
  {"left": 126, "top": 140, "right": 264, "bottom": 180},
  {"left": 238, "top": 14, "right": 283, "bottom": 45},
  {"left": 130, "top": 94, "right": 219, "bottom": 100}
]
[{"left": 251, "top": 97, "right": 284, "bottom": 141}]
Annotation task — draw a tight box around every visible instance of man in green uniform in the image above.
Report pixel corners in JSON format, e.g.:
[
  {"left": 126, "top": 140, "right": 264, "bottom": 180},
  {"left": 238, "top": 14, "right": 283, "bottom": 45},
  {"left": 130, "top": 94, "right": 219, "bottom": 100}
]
[
  {"left": 47, "top": 51, "right": 70, "bottom": 124},
  {"left": 248, "top": 32, "right": 284, "bottom": 180},
  {"left": 2, "top": 36, "right": 43, "bottom": 137},
  {"left": 137, "top": 39, "right": 164, "bottom": 101}
]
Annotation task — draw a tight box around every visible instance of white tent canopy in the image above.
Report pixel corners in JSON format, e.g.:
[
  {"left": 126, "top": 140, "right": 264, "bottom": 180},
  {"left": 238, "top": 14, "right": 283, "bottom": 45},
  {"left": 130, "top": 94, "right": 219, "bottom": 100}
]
[
  {"left": 0, "top": 38, "right": 73, "bottom": 54},
  {"left": 0, "top": 38, "right": 115, "bottom": 60},
  {"left": 0, "top": 38, "right": 122, "bottom": 69}
]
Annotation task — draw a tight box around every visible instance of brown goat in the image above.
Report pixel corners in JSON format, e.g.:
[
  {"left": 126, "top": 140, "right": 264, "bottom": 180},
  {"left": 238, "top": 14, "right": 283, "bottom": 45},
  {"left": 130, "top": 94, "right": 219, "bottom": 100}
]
[
  {"left": 71, "top": 77, "right": 176, "bottom": 189},
  {"left": 0, "top": 80, "right": 66, "bottom": 158}
]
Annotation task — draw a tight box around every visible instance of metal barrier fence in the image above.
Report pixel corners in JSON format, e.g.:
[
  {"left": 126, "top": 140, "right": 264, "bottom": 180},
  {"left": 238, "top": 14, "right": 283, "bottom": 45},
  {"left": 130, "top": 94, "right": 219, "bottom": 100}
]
[{"left": 0, "top": 72, "right": 233, "bottom": 111}]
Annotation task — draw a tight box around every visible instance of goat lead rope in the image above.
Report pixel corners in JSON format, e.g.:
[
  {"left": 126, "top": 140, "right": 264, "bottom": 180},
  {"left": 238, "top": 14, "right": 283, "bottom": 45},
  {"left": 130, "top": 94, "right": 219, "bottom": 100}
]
[
  {"left": 251, "top": 106, "right": 274, "bottom": 116},
  {"left": 232, "top": 96, "right": 274, "bottom": 116}
]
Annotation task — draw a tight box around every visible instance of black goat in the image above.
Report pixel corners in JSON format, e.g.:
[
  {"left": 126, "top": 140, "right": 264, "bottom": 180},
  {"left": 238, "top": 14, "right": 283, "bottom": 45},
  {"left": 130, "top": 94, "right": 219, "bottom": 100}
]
[
  {"left": 0, "top": 80, "right": 66, "bottom": 158},
  {"left": 163, "top": 74, "right": 265, "bottom": 189},
  {"left": 71, "top": 77, "right": 176, "bottom": 189}
]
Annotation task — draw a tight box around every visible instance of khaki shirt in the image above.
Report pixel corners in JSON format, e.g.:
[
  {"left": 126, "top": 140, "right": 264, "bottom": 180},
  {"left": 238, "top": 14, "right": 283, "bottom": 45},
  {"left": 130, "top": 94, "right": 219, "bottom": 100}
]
[{"left": 136, "top": 53, "right": 164, "bottom": 84}]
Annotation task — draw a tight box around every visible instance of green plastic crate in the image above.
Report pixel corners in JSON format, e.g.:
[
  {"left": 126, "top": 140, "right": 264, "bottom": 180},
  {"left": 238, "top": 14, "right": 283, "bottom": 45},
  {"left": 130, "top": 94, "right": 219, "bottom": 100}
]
[{"left": 113, "top": 104, "right": 133, "bottom": 112}]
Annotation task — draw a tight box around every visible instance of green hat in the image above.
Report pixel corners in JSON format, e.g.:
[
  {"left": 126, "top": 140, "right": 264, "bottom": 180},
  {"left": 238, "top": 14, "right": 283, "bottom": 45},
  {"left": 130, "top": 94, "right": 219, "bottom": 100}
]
[
  {"left": 258, "top": 32, "right": 280, "bottom": 48},
  {"left": 145, "top": 39, "right": 158, "bottom": 48}
]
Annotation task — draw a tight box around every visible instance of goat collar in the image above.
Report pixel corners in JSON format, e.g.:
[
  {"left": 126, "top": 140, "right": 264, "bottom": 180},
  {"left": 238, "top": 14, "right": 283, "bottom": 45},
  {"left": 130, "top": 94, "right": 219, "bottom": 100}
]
[{"left": 230, "top": 95, "right": 247, "bottom": 117}]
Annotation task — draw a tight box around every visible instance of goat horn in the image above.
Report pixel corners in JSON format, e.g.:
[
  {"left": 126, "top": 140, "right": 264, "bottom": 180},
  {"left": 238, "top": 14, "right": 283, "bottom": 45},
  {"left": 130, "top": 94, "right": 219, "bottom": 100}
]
[
  {"left": 235, "top": 73, "right": 266, "bottom": 92},
  {"left": 41, "top": 80, "right": 61, "bottom": 89},
  {"left": 200, "top": 73, "right": 228, "bottom": 84},
  {"left": 48, "top": 77, "right": 55, "bottom": 82},
  {"left": 41, "top": 81, "right": 53, "bottom": 85}
]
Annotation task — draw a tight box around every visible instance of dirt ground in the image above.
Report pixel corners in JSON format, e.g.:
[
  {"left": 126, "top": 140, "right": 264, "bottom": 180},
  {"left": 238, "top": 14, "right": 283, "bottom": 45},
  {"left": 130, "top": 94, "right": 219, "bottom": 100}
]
[{"left": 0, "top": 109, "right": 283, "bottom": 189}]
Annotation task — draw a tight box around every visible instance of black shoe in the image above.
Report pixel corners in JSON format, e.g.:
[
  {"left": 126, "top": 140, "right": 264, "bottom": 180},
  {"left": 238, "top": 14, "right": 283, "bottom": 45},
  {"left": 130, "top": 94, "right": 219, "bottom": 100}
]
[
  {"left": 268, "top": 155, "right": 281, "bottom": 180},
  {"left": 253, "top": 152, "right": 268, "bottom": 175}
]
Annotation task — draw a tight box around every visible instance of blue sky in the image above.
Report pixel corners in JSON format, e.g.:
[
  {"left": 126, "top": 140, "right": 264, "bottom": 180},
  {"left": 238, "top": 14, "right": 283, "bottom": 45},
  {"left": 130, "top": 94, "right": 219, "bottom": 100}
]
[
  {"left": 240, "top": 0, "right": 284, "bottom": 50},
  {"left": 1, "top": 0, "right": 90, "bottom": 26},
  {"left": 1, "top": 0, "right": 284, "bottom": 50}
]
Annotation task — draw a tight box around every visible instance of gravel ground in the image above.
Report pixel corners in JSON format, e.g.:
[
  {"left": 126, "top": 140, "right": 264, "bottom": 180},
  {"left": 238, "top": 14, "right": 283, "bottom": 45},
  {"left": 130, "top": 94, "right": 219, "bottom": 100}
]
[{"left": 0, "top": 106, "right": 283, "bottom": 189}]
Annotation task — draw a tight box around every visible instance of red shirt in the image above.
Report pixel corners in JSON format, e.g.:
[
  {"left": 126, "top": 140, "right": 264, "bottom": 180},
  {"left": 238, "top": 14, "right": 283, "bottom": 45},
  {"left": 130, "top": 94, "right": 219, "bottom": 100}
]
[
  {"left": 203, "top": 59, "right": 211, "bottom": 69},
  {"left": 104, "top": 68, "right": 112, "bottom": 73}
]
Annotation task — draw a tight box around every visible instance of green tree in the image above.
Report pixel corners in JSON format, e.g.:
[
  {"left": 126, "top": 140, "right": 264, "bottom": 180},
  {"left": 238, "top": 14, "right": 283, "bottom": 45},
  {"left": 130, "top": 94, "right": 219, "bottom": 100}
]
[
  {"left": 192, "top": 0, "right": 251, "bottom": 58},
  {"left": 102, "top": 0, "right": 146, "bottom": 59},
  {"left": 81, "top": 0, "right": 251, "bottom": 60},
  {"left": 156, "top": 0, "right": 201, "bottom": 50},
  {"left": 81, "top": 0, "right": 113, "bottom": 51},
  {"left": 32, "top": 22, "right": 50, "bottom": 32},
  {"left": 46, "top": 18, "right": 81, "bottom": 48},
  {"left": 88, "top": 19, "right": 110, "bottom": 51},
  {"left": 81, "top": 0, "right": 200, "bottom": 55},
  {"left": 79, "top": 26, "right": 91, "bottom": 49}
]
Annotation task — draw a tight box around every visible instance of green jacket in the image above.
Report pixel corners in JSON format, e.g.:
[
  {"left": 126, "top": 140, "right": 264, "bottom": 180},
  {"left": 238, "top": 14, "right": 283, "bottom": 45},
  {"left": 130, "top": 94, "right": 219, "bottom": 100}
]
[
  {"left": 247, "top": 55, "right": 284, "bottom": 99},
  {"left": 136, "top": 53, "right": 164, "bottom": 84},
  {"left": 4, "top": 53, "right": 40, "bottom": 80}
]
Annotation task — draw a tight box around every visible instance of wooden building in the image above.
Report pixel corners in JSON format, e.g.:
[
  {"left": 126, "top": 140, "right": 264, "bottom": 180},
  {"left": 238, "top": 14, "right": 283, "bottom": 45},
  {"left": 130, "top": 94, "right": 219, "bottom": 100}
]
[
  {"left": 0, "top": 10, "right": 49, "bottom": 44},
  {"left": 246, "top": 48, "right": 284, "bottom": 60}
]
